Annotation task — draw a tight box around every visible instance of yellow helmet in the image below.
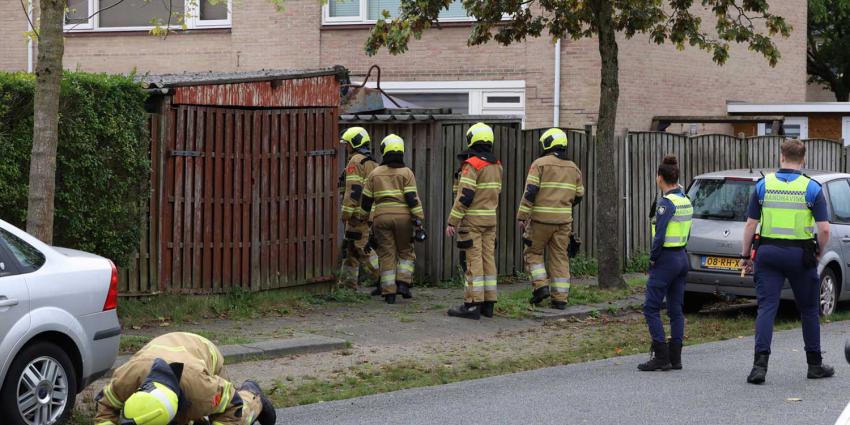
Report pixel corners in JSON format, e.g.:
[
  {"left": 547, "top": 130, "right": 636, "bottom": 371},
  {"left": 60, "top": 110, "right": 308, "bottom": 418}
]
[
  {"left": 121, "top": 382, "right": 178, "bottom": 425},
  {"left": 466, "top": 122, "right": 494, "bottom": 147},
  {"left": 380, "top": 134, "right": 405, "bottom": 155},
  {"left": 539, "top": 128, "right": 568, "bottom": 150},
  {"left": 340, "top": 127, "right": 371, "bottom": 149}
]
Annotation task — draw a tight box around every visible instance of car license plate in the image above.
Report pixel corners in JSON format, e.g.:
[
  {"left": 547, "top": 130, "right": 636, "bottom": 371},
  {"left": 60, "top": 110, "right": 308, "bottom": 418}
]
[{"left": 701, "top": 256, "right": 741, "bottom": 270}]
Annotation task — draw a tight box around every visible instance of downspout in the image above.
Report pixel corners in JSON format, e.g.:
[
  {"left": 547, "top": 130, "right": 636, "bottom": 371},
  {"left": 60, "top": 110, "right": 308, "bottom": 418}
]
[
  {"left": 27, "top": 0, "right": 34, "bottom": 73},
  {"left": 553, "top": 38, "right": 561, "bottom": 127}
]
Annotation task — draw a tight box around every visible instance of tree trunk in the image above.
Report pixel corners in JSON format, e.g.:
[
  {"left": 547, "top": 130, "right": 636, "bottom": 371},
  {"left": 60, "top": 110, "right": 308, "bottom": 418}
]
[
  {"left": 26, "top": 0, "right": 65, "bottom": 243},
  {"left": 594, "top": 0, "right": 626, "bottom": 289}
]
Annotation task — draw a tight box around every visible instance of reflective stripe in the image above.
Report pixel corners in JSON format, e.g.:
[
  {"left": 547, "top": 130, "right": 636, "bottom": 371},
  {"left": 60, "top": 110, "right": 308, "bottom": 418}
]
[
  {"left": 532, "top": 206, "right": 572, "bottom": 214},
  {"left": 664, "top": 236, "right": 687, "bottom": 244},
  {"left": 373, "top": 190, "right": 403, "bottom": 197},
  {"left": 346, "top": 175, "right": 364, "bottom": 182},
  {"left": 483, "top": 276, "right": 498, "bottom": 289},
  {"left": 762, "top": 201, "right": 808, "bottom": 210},
  {"left": 760, "top": 173, "right": 815, "bottom": 240},
  {"left": 465, "top": 209, "right": 496, "bottom": 216},
  {"left": 215, "top": 382, "right": 233, "bottom": 414},
  {"left": 518, "top": 205, "right": 532, "bottom": 213},
  {"left": 341, "top": 206, "right": 356, "bottom": 213},
  {"left": 381, "top": 271, "right": 396, "bottom": 287},
  {"left": 376, "top": 202, "right": 407, "bottom": 208},
  {"left": 411, "top": 206, "right": 424, "bottom": 214},
  {"left": 477, "top": 182, "right": 502, "bottom": 189},
  {"left": 530, "top": 264, "right": 547, "bottom": 280},
  {"left": 403, "top": 186, "right": 418, "bottom": 193},
  {"left": 362, "top": 188, "right": 373, "bottom": 197},
  {"left": 103, "top": 384, "right": 124, "bottom": 408},
  {"left": 369, "top": 254, "right": 380, "bottom": 269},
  {"left": 471, "top": 276, "right": 485, "bottom": 287},
  {"left": 527, "top": 175, "right": 540, "bottom": 184},
  {"left": 459, "top": 177, "right": 478, "bottom": 187},
  {"left": 551, "top": 278, "right": 570, "bottom": 292},
  {"left": 540, "top": 182, "right": 577, "bottom": 190},
  {"left": 397, "top": 260, "right": 415, "bottom": 272},
  {"left": 450, "top": 209, "right": 465, "bottom": 219},
  {"left": 198, "top": 335, "right": 220, "bottom": 372},
  {"left": 669, "top": 214, "right": 692, "bottom": 222},
  {"left": 150, "top": 386, "right": 178, "bottom": 418}
]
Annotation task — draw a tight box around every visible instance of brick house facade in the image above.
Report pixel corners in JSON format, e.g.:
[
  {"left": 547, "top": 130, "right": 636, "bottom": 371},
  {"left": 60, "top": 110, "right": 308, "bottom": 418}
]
[{"left": 1, "top": 0, "right": 809, "bottom": 131}]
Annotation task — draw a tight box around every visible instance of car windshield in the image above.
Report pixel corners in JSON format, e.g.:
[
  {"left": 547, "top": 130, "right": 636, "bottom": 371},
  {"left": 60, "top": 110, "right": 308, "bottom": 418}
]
[{"left": 687, "top": 178, "right": 755, "bottom": 222}]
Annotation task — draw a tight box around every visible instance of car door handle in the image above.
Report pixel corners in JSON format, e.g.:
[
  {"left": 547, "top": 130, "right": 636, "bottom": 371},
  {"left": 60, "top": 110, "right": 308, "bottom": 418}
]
[{"left": 0, "top": 298, "right": 19, "bottom": 308}]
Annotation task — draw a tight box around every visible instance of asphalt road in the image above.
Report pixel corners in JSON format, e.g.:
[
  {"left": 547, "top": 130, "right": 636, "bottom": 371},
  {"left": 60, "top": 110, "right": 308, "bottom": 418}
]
[{"left": 276, "top": 322, "right": 850, "bottom": 425}]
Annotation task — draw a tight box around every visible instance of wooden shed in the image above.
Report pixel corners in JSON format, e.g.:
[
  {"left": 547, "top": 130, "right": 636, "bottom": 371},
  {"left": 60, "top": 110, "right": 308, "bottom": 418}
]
[{"left": 123, "top": 67, "right": 349, "bottom": 295}]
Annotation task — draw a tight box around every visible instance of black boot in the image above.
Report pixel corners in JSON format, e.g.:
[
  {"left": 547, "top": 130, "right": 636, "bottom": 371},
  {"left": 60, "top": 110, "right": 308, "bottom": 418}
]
[
  {"left": 384, "top": 293, "right": 396, "bottom": 304},
  {"left": 481, "top": 301, "right": 495, "bottom": 318},
  {"left": 529, "top": 286, "right": 550, "bottom": 305},
  {"left": 637, "top": 341, "right": 672, "bottom": 371},
  {"left": 550, "top": 300, "right": 567, "bottom": 310},
  {"left": 370, "top": 280, "right": 381, "bottom": 296},
  {"left": 668, "top": 340, "right": 683, "bottom": 370},
  {"left": 239, "top": 380, "right": 277, "bottom": 425},
  {"left": 397, "top": 282, "right": 412, "bottom": 299},
  {"left": 448, "top": 303, "right": 481, "bottom": 320},
  {"left": 747, "top": 352, "right": 770, "bottom": 384},
  {"left": 806, "top": 351, "right": 835, "bottom": 379}
]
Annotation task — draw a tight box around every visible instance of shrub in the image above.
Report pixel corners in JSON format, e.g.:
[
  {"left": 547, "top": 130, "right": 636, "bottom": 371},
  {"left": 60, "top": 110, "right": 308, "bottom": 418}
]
[{"left": 0, "top": 71, "right": 149, "bottom": 267}]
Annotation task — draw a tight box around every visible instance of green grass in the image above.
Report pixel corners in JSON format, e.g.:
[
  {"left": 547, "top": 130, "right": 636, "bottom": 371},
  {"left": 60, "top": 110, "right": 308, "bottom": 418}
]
[
  {"left": 495, "top": 277, "right": 646, "bottom": 319},
  {"left": 570, "top": 255, "right": 598, "bottom": 277},
  {"left": 119, "top": 335, "right": 152, "bottom": 353},
  {"left": 118, "top": 287, "right": 367, "bottom": 329},
  {"left": 624, "top": 251, "right": 650, "bottom": 273}
]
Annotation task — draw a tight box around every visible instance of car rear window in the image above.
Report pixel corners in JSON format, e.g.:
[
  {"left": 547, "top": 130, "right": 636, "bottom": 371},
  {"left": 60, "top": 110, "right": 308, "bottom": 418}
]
[
  {"left": 687, "top": 178, "right": 755, "bottom": 222},
  {"left": 0, "top": 228, "right": 45, "bottom": 273}
]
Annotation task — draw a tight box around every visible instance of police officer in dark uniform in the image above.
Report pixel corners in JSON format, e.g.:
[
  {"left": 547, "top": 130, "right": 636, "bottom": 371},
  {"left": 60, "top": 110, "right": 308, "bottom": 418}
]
[
  {"left": 740, "top": 138, "right": 834, "bottom": 384},
  {"left": 638, "top": 155, "right": 692, "bottom": 372}
]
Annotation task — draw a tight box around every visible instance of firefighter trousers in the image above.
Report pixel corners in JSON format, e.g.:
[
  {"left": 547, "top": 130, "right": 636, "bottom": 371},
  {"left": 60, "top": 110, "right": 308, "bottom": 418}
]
[
  {"left": 523, "top": 221, "right": 571, "bottom": 302},
  {"left": 208, "top": 389, "right": 263, "bottom": 425},
  {"left": 338, "top": 219, "right": 380, "bottom": 287},
  {"left": 372, "top": 214, "right": 415, "bottom": 295},
  {"left": 457, "top": 224, "right": 497, "bottom": 303}
]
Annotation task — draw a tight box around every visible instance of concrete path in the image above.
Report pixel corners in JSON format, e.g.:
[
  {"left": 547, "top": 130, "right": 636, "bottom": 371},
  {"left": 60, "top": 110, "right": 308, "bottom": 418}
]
[{"left": 276, "top": 322, "right": 850, "bottom": 425}]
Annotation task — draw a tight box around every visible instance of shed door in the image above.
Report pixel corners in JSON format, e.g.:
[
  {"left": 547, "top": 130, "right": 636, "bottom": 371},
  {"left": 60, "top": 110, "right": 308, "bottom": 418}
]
[{"left": 160, "top": 106, "right": 339, "bottom": 293}]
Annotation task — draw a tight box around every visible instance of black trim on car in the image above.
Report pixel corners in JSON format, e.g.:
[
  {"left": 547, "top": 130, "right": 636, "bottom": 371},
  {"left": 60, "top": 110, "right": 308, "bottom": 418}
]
[{"left": 93, "top": 327, "right": 121, "bottom": 341}]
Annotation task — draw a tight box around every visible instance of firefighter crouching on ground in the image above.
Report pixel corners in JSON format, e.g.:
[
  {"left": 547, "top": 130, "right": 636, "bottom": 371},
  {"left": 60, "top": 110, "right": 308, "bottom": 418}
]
[
  {"left": 518, "top": 128, "right": 584, "bottom": 310},
  {"left": 95, "top": 332, "right": 275, "bottom": 425},
  {"left": 359, "top": 134, "right": 425, "bottom": 304},
  {"left": 446, "top": 122, "right": 503, "bottom": 320},
  {"left": 338, "top": 126, "right": 381, "bottom": 294}
]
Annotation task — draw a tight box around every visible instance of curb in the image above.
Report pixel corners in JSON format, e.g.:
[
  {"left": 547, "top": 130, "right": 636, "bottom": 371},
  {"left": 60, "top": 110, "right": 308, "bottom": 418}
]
[
  {"left": 533, "top": 296, "right": 644, "bottom": 323},
  {"left": 112, "top": 334, "right": 349, "bottom": 372}
]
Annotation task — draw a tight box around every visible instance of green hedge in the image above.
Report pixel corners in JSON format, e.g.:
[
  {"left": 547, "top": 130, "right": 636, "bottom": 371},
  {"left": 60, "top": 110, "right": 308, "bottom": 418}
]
[{"left": 0, "top": 72, "right": 149, "bottom": 267}]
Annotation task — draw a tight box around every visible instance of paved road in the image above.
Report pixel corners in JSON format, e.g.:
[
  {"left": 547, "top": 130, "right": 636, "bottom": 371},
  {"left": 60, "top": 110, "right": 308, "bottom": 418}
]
[{"left": 277, "top": 322, "right": 850, "bottom": 425}]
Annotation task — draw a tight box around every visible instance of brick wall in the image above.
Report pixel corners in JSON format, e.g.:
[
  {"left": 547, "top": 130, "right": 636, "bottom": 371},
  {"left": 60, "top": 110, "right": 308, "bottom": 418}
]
[
  {"left": 1, "top": 0, "right": 29, "bottom": 72},
  {"left": 807, "top": 82, "right": 838, "bottom": 102},
  {"left": 809, "top": 114, "right": 843, "bottom": 140}
]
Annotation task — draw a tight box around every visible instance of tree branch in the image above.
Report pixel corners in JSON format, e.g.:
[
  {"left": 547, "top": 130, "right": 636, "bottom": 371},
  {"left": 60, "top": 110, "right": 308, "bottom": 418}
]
[
  {"left": 19, "top": 0, "right": 38, "bottom": 39},
  {"left": 65, "top": 0, "right": 131, "bottom": 32}
]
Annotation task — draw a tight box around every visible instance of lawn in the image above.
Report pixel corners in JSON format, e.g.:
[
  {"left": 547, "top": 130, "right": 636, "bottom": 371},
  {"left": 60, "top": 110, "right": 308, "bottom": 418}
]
[{"left": 495, "top": 277, "right": 646, "bottom": 319}]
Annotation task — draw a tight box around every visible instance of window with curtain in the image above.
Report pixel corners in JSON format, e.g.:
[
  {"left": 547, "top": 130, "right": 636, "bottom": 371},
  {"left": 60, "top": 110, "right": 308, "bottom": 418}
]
[
  {"left": 328, "top": 0, "right": 469, "bottom": 20},
  {"left": 65, "top": 0, "right": 230, "bottom": 30}
]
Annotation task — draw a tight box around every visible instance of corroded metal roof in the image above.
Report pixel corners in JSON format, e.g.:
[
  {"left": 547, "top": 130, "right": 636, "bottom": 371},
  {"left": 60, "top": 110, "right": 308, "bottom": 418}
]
[{"left": 138, "top": 66, "right": 348, "bottom": 88}]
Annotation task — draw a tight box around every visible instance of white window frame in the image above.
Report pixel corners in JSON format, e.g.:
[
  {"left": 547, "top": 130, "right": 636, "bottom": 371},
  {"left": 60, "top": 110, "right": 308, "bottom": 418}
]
[
  {"left": 64, "top": 0, "right": 232, "bottom": 32},
  {"left": 758, "top": 116, "right": 809, "bottom": 139},
  {"left": 322, "top": 0, "right": 501, "bottom": 25},
  {"left": 842, "top": 116, "right": 850, "bottom": 146}
]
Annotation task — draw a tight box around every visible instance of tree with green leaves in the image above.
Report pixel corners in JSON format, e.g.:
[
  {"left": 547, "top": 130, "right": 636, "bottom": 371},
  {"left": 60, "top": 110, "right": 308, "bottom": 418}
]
[
  {"left": 808, "top": 0, "right": 850, "bottom": 101},
  {"left": 366, "top": 0, "right": 790, "bottom": 289}
]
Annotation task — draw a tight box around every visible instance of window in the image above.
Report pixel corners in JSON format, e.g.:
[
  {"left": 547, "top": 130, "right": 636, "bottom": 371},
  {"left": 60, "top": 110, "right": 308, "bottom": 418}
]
[
  {"left": 687, "top": 178, "right": 756, "bottom": 222},
  {"left": 325, "top": 0, "right": 470, "bottom": 24},
  {"left": 757, "top": 117, "right": 809, "bottom": 139},
  {"left": 0, "top": 229, "right": 45, "bottom": 274},
  {"left": 391, "top": 93, "right": 470, "bottom": 114},
  {"left": 64, "top": 0, "right": 231, "bottom": 31},
  {"left": 828, "top": 180, "right": 850, "bottom": 223}
]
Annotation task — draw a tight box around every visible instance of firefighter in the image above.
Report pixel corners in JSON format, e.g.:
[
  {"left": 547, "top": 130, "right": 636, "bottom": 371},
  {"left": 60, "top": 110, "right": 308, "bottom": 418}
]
[
  {"left": 94, "top": 332, "right": 275, "bottom": 425},
  {"left": 638, "top": 155, "right": 691, "bottom": 372},
  {"left": 740, "top": 138, "right": 834, "bottom": 384},
  {"left": 517, "top": 128, "right": 584, "bottom": 310},
  {"left": 359, "top": 134, "right": 425, "bottom": 304},
  {"left": 338, "top": 126, "right": 381, "bottom": 294},
  {"left": 446, "top": 122, "right": 503, "bottom": 320}
]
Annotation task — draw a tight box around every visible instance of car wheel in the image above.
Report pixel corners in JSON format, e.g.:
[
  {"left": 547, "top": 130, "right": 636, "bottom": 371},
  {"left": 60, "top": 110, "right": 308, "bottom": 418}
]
[
  {"left": 819, "top": 268, "right": 839, "bottom": 317},
  {"left": 0, "top": 341, "right": 77, "bottom": 425}
]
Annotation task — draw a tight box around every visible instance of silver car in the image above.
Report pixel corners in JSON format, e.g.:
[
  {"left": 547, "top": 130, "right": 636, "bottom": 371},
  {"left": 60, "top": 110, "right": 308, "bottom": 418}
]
[
  {"left": 0, "top": 219, "right": 120, "bottom": 425},
  {"left": 684, "top": 169, "right": 850, "bottom": 316}
]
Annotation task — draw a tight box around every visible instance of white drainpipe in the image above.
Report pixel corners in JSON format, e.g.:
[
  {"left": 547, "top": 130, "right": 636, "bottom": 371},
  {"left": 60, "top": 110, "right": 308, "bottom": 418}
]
[
  {"left": 553, "top": 38, "right": 561, "bottom": 127},
  {"left": 27, "top": 1, "right": 34, "bottom": 73}
]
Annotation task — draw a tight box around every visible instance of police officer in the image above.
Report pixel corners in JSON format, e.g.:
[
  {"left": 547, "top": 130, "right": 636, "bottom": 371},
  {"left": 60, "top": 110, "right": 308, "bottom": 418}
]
[
  {"left": 95, "top": 332, "right": 275, "bottom": 425},
  {"left": 638, "top": 155, "right": 692, "bottom": 372},
  {"left": 338, "top": 127, "right": 381, "bottom": 294},
  {"left": 359, "top": 134, "right": 425, "bottom": 304},
  {"left": 740, "top": 138, "right": 834, "bottom": 384},
  {"left": 446, "top": 123, "right": 503, "bottom": 320},
  {"left": 518, "top": 128, "right": 584, "bottom": 310}
]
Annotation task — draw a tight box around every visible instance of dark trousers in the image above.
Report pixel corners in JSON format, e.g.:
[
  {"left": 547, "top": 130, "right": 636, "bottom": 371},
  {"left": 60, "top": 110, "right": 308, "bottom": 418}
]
[
  {"left": 644, "top": 249, "right": 688, "bottom": 344},
  {"left": 753, "top": 244, "right": 821, "bottom": 354}
]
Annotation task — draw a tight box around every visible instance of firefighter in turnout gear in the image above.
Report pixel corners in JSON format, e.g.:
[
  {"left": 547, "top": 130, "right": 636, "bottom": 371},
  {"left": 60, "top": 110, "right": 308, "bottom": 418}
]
[
  {"left": 446, "top": 122, "right": 503, "bottom": 320},
  {"left": 359, "top": 134, "right": 425, "bottom": 304},
  {"left": 518, "top": 128, "right": 584, "bottom": 310},
  {"left": 338, "top": 127, "right": 381, "bottom": 294},
  {"left": 94, "top": 332, "right": 275, "bottom": 425},
  {"left": 638, "top": 155, "right": 692, "bottom": 372}
]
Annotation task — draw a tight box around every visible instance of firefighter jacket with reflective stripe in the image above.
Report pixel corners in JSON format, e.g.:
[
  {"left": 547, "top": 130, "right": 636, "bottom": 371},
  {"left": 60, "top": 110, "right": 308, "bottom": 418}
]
[
  {"left": 449, "top": 156, "right": 502, "bottom": 227},
  {"left": 341, "top": 153, "right": 377, "bottom": 222},
  {"left": 95, "top": 332, "right": 240, "bottom": 424},
  {"left": 360, "top": 166, "right": 425, "bottom": 221},
  {"left": 517, "top": 155, "right": 584, "bottom": 224},
  {"left": 760, "top": 173, "right": 815, "bottom": 240},
  {"left": 651, "top": 193, "right": 693, "bottom": 247}
]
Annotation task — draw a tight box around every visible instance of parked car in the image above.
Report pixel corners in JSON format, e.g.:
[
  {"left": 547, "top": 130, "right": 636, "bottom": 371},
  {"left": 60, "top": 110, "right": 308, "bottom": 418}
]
[
  {"left": 684, "top": 169, "right": 850, "bottom": 316},
  {"left": 0, "top": 219, "right": 120, "bottom": 425}
]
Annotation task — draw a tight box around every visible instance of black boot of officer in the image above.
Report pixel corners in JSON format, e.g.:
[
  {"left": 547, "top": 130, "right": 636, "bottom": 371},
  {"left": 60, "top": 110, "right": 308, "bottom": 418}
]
[
  {"left": 747, "top": 352, "right": 769, "bottom": 384},
  {"left": 397, "top": 282, "right": 413, "bottom": 299},
  {"left": 370, "top": 278, "right": 381, "bottom": 296},
  {"left": 638, "top": 341, "right": 672, "bottom": 371},
  {"left": 806, "top": 351, "right": 835, "bottom": 379},
  {"left": 668, "top": 340, "right": 683, "bottom": 370},
  {"left": 239, "top": 380, "right": 277, "bottom": 425},
  {"left": 448, "top": 303, "right": 481, "bottom": 320},
  {"left": 481, "top": 301, "right": 496, "bottom": 318},
  {"left": 529, "top": 286, "right": 550, "bottom": 306}
]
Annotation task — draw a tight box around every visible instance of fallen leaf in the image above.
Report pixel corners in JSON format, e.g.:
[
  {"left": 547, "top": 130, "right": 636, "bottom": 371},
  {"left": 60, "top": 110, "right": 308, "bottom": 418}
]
[
  {"left": 159, "top": 322, "right": 171, "bottom": 327},
  {"left": 786, "top": 397, "right": 802, "bottom": 402},
  {"left": 615, "top": 347, "right": 623, "bottom": 354},
  {"left": 131, "top": 326, "right": 141, "bottom": 330}
]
